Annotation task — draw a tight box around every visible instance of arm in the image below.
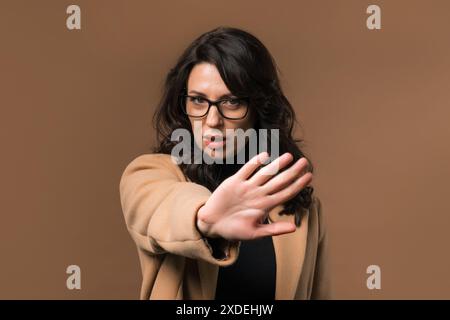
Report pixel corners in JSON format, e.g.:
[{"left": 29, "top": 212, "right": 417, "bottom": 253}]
[{"left": 119, "top": 153, "right": 240, "bottom": 266}]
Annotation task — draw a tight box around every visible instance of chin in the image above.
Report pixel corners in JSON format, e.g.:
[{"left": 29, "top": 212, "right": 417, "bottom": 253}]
[{"left": 204, "top": 147, "right": 227, "bottom": 160}]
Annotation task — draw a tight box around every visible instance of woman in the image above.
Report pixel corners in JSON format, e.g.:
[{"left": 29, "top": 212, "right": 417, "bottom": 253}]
[{"left": 119, "top": 26, "right": 331, "bottom": 300}]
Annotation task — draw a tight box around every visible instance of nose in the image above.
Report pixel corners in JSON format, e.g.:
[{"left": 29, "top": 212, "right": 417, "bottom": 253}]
[{"left": 205, "top": 105, "right": 223, "bottom": 128}]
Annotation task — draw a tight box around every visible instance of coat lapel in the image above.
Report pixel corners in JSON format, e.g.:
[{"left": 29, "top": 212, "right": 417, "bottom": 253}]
[{"left": 268, "top": 205, "right": 309, "bottom": 299}]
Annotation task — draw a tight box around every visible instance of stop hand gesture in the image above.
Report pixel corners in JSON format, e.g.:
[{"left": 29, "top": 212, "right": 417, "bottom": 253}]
[{"left": 196, "top": 152, "right": 313, "bottom": 241}]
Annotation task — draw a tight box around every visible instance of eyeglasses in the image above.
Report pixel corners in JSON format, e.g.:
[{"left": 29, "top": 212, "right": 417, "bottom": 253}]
[{"left": 179, "top": 94, "right": 250, "bottom": 120}]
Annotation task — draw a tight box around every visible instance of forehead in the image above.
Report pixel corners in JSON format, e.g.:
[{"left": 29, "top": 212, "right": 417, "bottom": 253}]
[{"left": 187, "top": 63, "right": 231, "bottom": 97}]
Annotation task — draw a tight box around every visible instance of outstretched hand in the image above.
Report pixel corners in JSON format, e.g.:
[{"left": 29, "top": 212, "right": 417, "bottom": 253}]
[{"left": 196, "top": 151, "right": 312, "bottom": 241}]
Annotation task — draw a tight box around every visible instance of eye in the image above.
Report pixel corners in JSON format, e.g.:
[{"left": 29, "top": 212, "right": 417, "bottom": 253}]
[
  {"left": 222, "top": 98, "right": 241, "bottom": 107},
  {"left": 190, "top": 96, "right": 206, "bottom": 104}
]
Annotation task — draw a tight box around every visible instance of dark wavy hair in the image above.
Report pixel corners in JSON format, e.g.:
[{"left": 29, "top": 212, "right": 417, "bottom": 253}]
[{"left": 152, "top": 26, "right": 314, "bottom": 227}]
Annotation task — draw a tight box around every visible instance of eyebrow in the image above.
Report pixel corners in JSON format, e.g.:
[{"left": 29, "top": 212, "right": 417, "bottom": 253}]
[{"left": 188, "top": 90, "right": 237, "bottom": 99}]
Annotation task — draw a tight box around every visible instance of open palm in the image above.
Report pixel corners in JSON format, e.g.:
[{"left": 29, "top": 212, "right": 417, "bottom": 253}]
[{"left": 196, "top": 151, "right": 312, "bottom": 241}]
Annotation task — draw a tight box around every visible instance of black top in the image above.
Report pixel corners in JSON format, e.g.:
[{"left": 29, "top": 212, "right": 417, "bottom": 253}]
[
  {"left": 214, "top": 221, "right": 276, "bottom": 300},
  {"left": 212, "top": 147, "right": 276, "bottom": 300}
]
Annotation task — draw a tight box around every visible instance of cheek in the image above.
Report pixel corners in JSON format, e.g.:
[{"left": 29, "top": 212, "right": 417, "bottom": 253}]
[
  {"left": 242, "top": 119, "right": 254, "bottom": 131},
  {"left": 241, "top": 108, "right": 256, "bottom": 130},
  {"left": 226, "top": 111, "right": 256, "bottom": 132},
  {"left": 235, "top": 117, "right": 255, "bottom": 132},
  {"left": 189, "top": 119, "right": 204, "bottom": 148}
]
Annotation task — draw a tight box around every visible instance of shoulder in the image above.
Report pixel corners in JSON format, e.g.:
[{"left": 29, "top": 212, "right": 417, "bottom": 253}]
[
  {"left": 126, "top": 152, "right": 177, "bottom": 165},
  {"left": 123, "top": 153, "right": 180, "bottom": 171},
  {"left": 308, "top": 194, "right": 326, "bottom": 242},
  {"left": 120, "top": 153, "right": 187, "bottom": 183},
  {"left": 312, "top": 195, "right": 323, "bottom": 223}
]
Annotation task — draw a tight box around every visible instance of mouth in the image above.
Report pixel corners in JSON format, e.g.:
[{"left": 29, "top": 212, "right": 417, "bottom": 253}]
[{"left": 203, "top": 135, "right": 227, "bottom": 149}]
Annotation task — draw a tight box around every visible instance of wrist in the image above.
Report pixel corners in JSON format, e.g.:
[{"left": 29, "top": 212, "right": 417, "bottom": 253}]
[{"left": 196, "top": 205, "right": 219, "bottom": 238}]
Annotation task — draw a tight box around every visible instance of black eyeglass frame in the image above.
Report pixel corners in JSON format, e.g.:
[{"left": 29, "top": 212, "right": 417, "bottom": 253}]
[{"left": 179, "top": 94, "right": 250, "bottom": 120}]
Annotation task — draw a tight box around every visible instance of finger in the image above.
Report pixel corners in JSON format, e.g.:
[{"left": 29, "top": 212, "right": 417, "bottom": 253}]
[
  {"left": 261, "top": 157, "right": 310, "bottom": 195},
  {"left": 253, "top": 221, "right": 297, "bottom": 238},
  {"left": 248, "top": 152, "right": 294, "bottom": 186},
  {"left": 265, "top": 172, "right": 313, "bottom": 209},
  {"left": 236, "top": 151, "right": 270, "bottom": 180}
]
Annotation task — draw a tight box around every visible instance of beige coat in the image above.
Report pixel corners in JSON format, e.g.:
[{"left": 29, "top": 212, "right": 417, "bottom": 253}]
[{"left": 119, "top": 153, "right": 332, "bottom": 300}]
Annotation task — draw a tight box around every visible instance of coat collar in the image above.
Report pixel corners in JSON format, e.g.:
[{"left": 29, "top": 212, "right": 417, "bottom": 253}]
[
  {"left": 197, "top": 204, "right": 309, "bottom": 300},
  {"left": 268, "top": 205, "right": 309, "bottom": 299}
]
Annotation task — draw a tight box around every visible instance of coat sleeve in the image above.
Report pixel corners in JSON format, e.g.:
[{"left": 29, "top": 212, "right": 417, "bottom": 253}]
[
  {"left": 119, "top": 153, "right": 240, "bottom": 266},
  {"left": 310, "top": 196, "right": 333, "bottom": 299}
]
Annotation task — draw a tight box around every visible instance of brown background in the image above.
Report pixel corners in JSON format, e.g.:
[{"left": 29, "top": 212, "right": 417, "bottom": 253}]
[{"left": 1, "top": 0, "right": 449, "bottom": 299}]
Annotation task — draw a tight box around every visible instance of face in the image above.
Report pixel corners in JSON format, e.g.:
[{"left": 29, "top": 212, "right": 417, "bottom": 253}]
[{"left": 186, "top": 62, "right": 256, "bottom": 160}]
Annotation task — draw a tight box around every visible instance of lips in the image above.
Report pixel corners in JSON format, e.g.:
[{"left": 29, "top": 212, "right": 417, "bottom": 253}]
[{"left": 204, "top": 136, "right": 226, "bottom": 148}]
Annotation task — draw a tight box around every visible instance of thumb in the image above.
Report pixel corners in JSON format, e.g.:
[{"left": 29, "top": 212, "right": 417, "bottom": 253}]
[{"left": 254, "top": 221, "right": 297, "bottom": 238}]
